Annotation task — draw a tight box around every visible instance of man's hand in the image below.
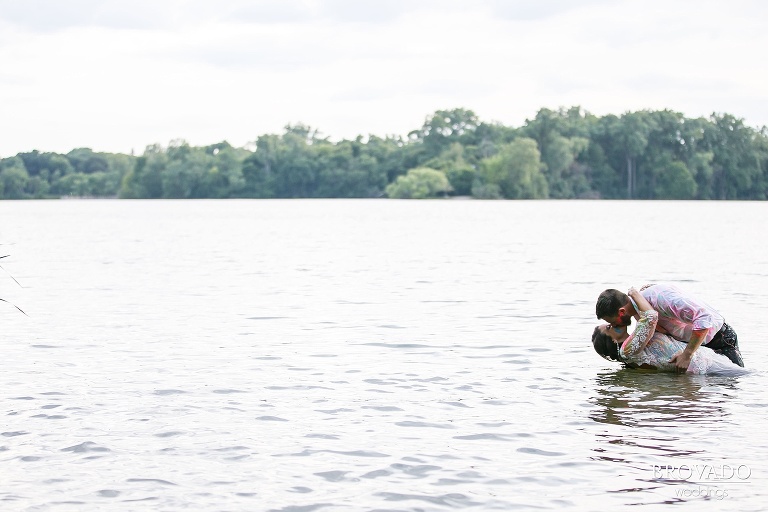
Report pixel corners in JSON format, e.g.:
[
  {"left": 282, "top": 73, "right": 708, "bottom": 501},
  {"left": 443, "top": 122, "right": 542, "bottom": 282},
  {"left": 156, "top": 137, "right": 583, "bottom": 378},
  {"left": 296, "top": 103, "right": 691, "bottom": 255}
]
[
  {"left": 670, "top": 350, "right": 692, "bottom": 371},
  {"left": 671, "top": 328, "right": 707, "bottom": 372}
]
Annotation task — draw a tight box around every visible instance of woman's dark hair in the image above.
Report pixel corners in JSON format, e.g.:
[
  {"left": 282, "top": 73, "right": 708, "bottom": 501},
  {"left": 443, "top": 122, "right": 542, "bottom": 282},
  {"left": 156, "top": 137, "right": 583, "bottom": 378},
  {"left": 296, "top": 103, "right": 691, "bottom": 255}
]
[{"left": 592, "top": 325, "right": 622, "bottom": 362}]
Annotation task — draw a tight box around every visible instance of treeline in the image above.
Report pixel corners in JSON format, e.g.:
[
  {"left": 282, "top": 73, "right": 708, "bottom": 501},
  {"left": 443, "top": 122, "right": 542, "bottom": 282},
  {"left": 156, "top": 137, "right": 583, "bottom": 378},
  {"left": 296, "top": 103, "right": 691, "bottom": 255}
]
[{"left": 2, "top": 107, "right": 767, "bottom": 200}]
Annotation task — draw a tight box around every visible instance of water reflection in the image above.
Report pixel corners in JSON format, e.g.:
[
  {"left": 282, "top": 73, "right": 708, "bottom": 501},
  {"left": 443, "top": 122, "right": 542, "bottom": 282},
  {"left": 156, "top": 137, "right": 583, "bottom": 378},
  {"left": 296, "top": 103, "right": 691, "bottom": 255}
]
[
  {"left": 588, "top": 369, "right": 743, "bottom": 475},
  {"left": 590, "top": 369, "right": 736, "bottom": 429},
  {"left": 586, "top": 370, "right": 751, "bottom": 502}
]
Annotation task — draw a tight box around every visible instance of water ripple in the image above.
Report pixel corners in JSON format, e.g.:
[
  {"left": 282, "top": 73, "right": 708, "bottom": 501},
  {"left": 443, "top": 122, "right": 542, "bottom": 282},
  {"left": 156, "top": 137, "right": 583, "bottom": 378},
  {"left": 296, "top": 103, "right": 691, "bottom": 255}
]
[{"left": 61, "top": 442, "right": 110, "bottom": 453}]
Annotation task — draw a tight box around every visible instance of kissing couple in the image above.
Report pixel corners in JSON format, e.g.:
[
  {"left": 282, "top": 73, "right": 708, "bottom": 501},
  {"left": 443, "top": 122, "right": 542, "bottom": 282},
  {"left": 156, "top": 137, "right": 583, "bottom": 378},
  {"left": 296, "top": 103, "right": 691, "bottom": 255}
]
[{"left": 592, "top": 283, "right": 745, "bottom": 375}]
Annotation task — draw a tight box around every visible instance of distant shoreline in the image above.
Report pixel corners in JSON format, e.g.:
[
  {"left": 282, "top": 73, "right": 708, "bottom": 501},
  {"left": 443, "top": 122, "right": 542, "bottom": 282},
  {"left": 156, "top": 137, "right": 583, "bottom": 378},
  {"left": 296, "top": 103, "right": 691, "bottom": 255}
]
[{"left": 2, "top": 107, "right": 766, "bottom": 201}]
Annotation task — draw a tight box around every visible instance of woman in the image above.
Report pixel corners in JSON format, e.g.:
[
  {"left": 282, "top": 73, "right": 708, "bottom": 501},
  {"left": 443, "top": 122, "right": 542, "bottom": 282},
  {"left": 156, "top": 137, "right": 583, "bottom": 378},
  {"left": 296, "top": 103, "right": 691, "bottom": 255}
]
[{"left": 592, "top": 287, "right": 746, "bottom": 375}]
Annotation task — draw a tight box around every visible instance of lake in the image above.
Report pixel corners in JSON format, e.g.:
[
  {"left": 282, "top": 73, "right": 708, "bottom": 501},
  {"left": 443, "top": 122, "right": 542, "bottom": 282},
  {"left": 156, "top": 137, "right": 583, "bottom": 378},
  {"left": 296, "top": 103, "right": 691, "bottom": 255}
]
[{"left": 1, "top": 199, "right": 767, "bottom": 510}]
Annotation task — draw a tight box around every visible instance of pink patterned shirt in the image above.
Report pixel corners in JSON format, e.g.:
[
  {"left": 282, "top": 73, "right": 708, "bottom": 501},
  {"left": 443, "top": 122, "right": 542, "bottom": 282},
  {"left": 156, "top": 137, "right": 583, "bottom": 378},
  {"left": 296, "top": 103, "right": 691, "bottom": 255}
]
[{"left": 629, "top": 283, "right": 724, "bottom": 345}]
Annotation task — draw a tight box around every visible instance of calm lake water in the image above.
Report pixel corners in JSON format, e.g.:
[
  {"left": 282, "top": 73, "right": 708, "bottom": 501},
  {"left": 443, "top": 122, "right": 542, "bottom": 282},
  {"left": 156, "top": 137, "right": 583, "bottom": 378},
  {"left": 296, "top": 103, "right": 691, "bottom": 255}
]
[{"left": 1, "top": 199, "right": 767, "bottom": 511}]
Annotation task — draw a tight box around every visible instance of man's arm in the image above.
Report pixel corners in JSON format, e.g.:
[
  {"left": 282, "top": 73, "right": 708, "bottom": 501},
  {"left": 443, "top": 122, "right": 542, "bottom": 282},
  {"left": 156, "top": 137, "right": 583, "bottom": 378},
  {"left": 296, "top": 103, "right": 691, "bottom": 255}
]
[{"left": 669, "top": 328, "right": 707, "bottom": 370}]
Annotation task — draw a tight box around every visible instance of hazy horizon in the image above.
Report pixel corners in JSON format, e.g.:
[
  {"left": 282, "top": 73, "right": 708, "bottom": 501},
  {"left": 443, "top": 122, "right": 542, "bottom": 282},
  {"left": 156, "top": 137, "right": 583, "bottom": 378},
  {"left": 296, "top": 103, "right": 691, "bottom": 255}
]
[{"left": 2, "top": 0, "right": 767, "bottom": 157}]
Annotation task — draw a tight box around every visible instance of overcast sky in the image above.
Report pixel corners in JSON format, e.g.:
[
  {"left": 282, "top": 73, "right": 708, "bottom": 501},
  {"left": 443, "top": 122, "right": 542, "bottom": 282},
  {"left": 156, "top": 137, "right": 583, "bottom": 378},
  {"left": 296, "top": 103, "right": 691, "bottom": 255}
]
[{"left": 1, "top": 0, "right": 766, "bottom": 157}]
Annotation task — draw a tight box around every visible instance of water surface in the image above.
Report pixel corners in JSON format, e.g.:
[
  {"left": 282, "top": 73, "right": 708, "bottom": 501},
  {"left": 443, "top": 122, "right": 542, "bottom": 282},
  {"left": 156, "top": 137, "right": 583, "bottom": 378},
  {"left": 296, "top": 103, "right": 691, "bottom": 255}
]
[{"left": 1, "top": 199, "right": 767, "bottom": 510}]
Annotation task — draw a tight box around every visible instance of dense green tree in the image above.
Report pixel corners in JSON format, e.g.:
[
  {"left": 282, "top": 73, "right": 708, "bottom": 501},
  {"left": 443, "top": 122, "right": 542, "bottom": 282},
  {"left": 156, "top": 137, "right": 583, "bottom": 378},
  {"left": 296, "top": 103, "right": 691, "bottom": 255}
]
[
  {"left": 703, "top": 113, "right": 763, "bottom": 199},
  {"left": 608, "top": 112, "right": 656, "bottom": 198},
  {"left": 471, "top": 121, "right": 518, "bottom": 161},
  {"left": 21, "top": 176, "right": 49, "bottom": 198},
  {"left": 361, "top": 135, "right": 409, "bottom": 184},
  {"left": 385, "top": 167, "right": 452, "bottom": 199},
  {"left": 66, "top": 148, "right": 109, "bottom": 174},
  {"left": 315, "top": 141, "right": 386, "bottom": 198},
  {"left": 273, "top": 130, "right": 321, "bottom": 198},
  {"left": 411, "top": 108, "right": 480, "bottom": 164},
  {"left": 53, "top": 173, "right": 90, "bottom": 197},
  {"left": 470, "top": 182, "right": 503, "bottom": 199},
  {"left": 752, "top": 127, "right": 768, "bottom": 199},
  {"left": 0, "top": 160, "right": 30, "bottom": 199},
  {"left": 209, "top": 143, "right": 249, "bottom": 197},
  {"left": 5, "top": 106, "right": 768, "bottom": 202},
  {"left": 521, "top": 107, "right": 597, "bottom": 198},
  {"left": 18, "top": 151, "right": 74, "bottom": 179},
  {"left": 120, "top": 144, "right": 166, "bottom": 198},
  {"left": 476, "top": 138, "right": 548, "bottom": 199},
  {"left": 242, "top": 134, "right": 280, "bottom": 198},
  {"left": 653, "top": 157, "right": 697, "bottom": 199},
  {"left": 422, "top": 143, "right": 475, "bottom": 196}
]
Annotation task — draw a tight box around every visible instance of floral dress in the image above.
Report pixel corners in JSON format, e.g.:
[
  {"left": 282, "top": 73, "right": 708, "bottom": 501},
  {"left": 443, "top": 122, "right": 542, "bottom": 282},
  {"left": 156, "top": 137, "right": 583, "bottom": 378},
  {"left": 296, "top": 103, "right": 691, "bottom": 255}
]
[{"left": 619, "top": 310, "right": 746, "bottom": 375}]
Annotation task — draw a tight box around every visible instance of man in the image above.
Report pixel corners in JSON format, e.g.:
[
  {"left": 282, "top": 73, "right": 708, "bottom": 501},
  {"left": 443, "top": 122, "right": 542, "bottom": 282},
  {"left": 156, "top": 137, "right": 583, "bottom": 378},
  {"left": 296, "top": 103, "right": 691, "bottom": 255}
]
[{"left": 595, "top": 283, "right": 743, "bottom": 369}]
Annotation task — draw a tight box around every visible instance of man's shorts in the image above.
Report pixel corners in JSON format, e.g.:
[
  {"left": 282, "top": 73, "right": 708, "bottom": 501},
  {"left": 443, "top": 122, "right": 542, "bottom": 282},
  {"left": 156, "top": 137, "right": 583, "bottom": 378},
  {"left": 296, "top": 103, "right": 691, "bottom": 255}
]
[{"left": 706, "top": 323, "right": 744, "bottom": 367}]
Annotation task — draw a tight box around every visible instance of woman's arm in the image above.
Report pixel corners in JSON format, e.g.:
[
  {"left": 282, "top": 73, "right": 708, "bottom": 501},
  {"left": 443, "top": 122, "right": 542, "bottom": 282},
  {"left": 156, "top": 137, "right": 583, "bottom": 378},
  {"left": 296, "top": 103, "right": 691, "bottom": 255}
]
[
  {"left": 629, "top": 286, "right": 655, "bottom": 313},
  {"left": 620, "top": 288, "right": 659, "bottom": 358}
]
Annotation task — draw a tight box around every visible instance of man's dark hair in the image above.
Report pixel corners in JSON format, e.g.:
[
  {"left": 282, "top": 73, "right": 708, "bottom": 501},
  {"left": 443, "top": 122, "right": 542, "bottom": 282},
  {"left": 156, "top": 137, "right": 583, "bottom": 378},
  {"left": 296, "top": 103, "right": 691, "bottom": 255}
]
[
  {"left": 592, "top": 326, "right": 622, "bottom": 362},
  {"left": 596, "top": 289, "right": 629, "bottom": 319}
]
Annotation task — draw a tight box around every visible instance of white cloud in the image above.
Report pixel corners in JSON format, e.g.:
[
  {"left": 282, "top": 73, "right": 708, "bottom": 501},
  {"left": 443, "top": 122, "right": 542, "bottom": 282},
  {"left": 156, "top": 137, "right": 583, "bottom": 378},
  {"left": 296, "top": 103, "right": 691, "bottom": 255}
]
[
  {"left": 0, "top": 0, "right": 179, "bottom": 31},
  {"left": 1, "top": 0, "right": 767, "bottom": 156}
]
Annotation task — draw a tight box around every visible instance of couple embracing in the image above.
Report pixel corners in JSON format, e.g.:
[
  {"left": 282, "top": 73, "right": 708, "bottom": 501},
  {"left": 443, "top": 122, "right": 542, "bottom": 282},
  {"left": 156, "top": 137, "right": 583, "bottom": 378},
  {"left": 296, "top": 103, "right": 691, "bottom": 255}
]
[{"left": 592, "top": 283, "right": 746, "bottom": 375}]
